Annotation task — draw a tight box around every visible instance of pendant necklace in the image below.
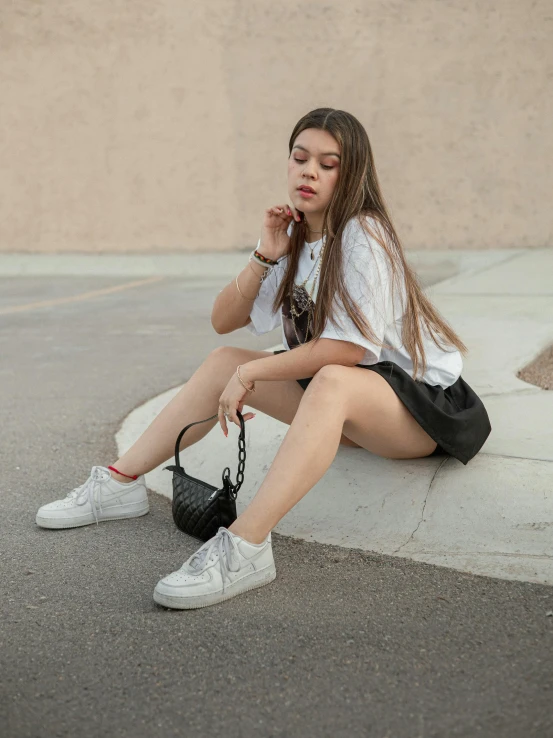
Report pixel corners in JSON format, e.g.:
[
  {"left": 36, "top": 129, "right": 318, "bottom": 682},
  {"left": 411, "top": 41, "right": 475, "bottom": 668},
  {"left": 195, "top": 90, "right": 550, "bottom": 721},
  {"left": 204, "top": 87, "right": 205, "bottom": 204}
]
[
  {"left": 289, "top": 240, "right": 326, "bottom": 345},
  {"left": 307, "top": 230, "right": 323, "bottom": 260},
  {"left": 291, "top": 243, "right": 323, "bottom": 315}
]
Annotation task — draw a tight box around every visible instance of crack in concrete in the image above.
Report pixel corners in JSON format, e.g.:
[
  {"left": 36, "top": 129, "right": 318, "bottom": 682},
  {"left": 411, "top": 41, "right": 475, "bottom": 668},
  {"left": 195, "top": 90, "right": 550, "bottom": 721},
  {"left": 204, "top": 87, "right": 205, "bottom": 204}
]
[
  {"left": 479, "top": 388, "right": 544, "bottom": 398},
  {"left": 431, "top": 292, "right": 553, "bottom": 297},
  {"left": 410, "top": 550, "right": 553, "bottom": 560},
  {"left": 391, "top": 456, "right": 450, "bottom": 555},
  {"left": 480, "top": 452, "right": 553, "bottom": 464}
]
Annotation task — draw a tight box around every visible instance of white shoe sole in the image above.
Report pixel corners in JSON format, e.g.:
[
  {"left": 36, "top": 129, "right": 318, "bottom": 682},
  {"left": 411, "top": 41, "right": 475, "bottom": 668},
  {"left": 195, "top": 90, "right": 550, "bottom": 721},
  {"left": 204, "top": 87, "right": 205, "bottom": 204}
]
[
  {"left": 35, "top": 501, "right": 150, "bottom": 529},
  {"left": 153, "top": 565, "right": 277, "bottom": 610}
]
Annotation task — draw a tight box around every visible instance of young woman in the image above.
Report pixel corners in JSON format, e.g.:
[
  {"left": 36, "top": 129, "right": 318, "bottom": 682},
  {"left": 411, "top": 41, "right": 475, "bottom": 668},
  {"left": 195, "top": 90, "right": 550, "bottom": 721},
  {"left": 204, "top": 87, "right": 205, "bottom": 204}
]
[{"left": 36, "top": 108, "right": 491, "bottom": 610}]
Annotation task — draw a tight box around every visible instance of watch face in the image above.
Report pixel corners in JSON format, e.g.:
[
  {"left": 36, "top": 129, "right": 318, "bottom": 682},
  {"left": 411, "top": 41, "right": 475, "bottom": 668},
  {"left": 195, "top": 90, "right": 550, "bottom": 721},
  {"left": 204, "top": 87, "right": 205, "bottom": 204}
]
[{"left": 282, "top": 286, "right": 314, "bottom": 349}]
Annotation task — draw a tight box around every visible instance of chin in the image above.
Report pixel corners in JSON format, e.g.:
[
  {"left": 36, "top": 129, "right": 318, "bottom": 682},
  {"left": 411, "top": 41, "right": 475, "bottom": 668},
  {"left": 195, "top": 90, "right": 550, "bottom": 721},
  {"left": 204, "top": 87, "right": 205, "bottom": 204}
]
[{"left": 291, "top": 196, "right": 315, "bottom": 211}]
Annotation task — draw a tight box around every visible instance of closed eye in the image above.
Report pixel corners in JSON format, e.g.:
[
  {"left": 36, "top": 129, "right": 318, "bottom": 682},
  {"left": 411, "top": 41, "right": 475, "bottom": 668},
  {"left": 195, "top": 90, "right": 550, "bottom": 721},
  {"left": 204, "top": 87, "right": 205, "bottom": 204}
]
[{"left": 293, "top": 157, "right": 334, "bottom": 171}]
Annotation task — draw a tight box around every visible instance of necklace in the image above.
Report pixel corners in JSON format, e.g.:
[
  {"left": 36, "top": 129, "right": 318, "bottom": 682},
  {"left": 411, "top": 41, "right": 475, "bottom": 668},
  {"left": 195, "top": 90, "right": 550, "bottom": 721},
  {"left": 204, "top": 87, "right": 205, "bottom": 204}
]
[
  {"left": 289, "top": 242, "right": 326, "bottom": 344},
  {"left": 307, "top": 228, "right": 323, "bottom": 260},
  {"left": 307, "top": 237, "right": 321, "bottom": 261},
  {"left": 293, "top": 241, "right": 324, "bottom": 309}
]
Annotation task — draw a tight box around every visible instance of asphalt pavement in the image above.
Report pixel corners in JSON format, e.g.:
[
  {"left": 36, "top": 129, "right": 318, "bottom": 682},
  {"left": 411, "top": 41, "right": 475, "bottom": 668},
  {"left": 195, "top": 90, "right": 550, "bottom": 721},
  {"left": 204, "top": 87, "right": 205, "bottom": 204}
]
[{"left": 1, "top": 262, "right": 552, "bottom": 738}]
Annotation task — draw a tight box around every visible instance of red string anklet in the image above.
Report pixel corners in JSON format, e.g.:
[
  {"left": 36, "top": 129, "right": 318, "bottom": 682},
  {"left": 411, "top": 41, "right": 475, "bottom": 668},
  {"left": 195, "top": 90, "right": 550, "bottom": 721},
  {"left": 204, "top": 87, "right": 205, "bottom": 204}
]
[{"left": 108, "top": 465, "right": 138, "bottom": 481}]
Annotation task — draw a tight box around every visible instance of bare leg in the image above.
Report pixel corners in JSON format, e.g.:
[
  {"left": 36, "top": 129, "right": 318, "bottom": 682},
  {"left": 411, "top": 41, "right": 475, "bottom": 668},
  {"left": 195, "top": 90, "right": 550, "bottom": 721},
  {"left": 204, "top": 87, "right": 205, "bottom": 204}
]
[
  {"left": 110, "top": 347, "right": 307, "bottom": 480},
  {"left": 229, "top": 364, "right": 438, "bottom": 544}
]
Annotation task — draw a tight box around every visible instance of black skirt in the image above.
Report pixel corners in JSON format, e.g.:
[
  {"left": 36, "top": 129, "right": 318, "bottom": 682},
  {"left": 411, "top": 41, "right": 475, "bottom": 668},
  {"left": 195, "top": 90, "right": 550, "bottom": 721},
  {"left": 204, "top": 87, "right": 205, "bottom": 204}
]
[{"left": 272, "top": 350, "right": 491, "bottom": 465}]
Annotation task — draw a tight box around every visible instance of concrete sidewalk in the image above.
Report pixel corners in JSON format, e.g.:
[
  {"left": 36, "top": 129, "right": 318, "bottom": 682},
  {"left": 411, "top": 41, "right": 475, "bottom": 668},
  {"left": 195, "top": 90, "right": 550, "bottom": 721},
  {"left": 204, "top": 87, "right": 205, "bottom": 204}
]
[
  {"left": 109, "top": 247, "right": 553, "bottom": 586},
  {"left": 0, "top": 248, "right": 519, "bottom": 279}
]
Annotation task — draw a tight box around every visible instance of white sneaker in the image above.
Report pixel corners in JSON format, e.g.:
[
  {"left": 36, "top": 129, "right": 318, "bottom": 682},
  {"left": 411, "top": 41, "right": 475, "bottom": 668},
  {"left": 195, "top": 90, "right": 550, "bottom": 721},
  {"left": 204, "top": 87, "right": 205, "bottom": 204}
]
[
  {"left": 153, "top": 527, "right": 276, "bottom": 610},
  {"left": 36, "top": 465, "right": 149, "bottom": 529}
]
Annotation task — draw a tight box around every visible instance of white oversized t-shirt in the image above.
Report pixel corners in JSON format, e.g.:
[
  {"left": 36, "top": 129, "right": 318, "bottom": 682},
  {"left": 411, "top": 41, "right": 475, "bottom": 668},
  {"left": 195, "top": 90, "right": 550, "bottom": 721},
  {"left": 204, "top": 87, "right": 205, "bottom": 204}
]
[{"left": 246, "top": 215, "right": 462, "bottom": 389}]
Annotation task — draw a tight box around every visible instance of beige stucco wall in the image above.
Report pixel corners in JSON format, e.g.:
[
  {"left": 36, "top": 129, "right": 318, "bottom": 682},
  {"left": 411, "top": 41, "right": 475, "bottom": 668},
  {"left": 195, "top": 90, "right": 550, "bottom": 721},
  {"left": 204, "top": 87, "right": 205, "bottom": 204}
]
[{"left": 1, "top": 1, "right": 551, "bottom": 253}]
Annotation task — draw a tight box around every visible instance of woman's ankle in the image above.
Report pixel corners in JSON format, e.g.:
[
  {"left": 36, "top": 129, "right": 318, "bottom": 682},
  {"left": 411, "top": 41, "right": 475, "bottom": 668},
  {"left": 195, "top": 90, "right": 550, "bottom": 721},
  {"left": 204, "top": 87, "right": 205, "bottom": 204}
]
[
  {"left": 108, "top": 465, "right": 138, "bottom": 484},
  {"left": 228, "top": 519, "right": 270, "bottom": 545}
]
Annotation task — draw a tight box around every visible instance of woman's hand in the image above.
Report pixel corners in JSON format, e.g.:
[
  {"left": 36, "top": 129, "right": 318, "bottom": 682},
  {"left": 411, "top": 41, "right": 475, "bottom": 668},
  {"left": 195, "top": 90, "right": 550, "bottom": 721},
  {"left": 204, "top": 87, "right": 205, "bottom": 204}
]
[
  {"left": 218, "top": 371, "right": 256, "bottom": 436},
  {"left": 259, "top": 203, "right": 302, "bottom": 261}
]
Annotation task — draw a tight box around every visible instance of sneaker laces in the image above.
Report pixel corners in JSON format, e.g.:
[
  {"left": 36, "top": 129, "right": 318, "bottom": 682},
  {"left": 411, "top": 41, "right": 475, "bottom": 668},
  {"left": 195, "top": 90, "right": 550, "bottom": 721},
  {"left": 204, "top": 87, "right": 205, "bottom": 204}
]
[
  {"left": 185, "top": 528, "right": 241, "bottom": 589},
  {"left": 67, "top": 466, "right": 112, "bottom": 525}
]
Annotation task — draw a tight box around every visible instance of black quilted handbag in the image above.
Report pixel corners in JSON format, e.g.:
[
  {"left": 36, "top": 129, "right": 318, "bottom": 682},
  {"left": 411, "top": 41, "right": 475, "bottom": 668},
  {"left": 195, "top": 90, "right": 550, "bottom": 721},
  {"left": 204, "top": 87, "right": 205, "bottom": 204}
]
[{"left": 164, "top": 411, "right": 247, "bottom": 542}]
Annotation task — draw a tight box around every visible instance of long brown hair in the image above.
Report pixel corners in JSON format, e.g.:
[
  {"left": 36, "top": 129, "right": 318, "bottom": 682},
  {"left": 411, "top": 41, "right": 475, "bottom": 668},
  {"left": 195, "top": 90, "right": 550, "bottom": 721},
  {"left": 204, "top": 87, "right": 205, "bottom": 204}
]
[{"left": 273, "top": 108, "right": 467, "bottom": 379}]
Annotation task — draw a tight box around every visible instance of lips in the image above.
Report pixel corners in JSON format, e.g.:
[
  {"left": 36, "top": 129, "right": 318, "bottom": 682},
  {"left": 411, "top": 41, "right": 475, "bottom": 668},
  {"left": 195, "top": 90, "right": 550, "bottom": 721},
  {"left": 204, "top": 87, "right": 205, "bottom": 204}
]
[{"left": 298, "top": 185, "right": 316, "bottom": 193}]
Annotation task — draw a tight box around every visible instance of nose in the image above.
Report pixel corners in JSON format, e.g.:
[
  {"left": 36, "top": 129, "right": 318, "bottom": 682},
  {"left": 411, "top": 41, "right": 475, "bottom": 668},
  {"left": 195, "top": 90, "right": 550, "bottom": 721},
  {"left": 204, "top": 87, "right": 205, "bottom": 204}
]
[{"left": 301, "top": 159, "right": 317, "bottom": 179}]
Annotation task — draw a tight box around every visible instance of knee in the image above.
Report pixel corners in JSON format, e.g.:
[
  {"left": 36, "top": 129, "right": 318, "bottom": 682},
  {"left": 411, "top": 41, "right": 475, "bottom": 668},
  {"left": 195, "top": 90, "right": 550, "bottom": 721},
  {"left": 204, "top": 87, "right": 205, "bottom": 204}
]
[
  {"left": 305, "top": 364, "right": 349, "bottom": 398},
  {"left": 206, "top": 345, "right": 241, "bottom": 366},
  {"left": 202, "top": 346, "right": 243, "bottom": 382}
]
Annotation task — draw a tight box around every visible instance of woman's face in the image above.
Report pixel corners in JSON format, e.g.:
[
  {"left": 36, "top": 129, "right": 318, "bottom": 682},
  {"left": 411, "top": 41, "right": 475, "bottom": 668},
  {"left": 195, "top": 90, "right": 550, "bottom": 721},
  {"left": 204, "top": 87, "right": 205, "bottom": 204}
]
[{"left": 288, "top": 128, "right": 341, "bottom": 218}]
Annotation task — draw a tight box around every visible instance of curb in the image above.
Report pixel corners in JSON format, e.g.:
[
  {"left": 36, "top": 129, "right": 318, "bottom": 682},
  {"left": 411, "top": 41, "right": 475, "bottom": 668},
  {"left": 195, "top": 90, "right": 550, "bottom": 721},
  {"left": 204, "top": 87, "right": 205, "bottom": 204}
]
[{"left": 114, "top": 248, "right": 553, "bottom": 586}]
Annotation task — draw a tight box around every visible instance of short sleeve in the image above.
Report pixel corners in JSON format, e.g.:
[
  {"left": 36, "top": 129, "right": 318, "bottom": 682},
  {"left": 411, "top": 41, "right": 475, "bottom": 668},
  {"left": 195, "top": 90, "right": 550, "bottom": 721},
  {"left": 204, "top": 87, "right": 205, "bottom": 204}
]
[
  {"left": 244, "top": 221, "right": 293, "bottom": 336},
  {"left": 319, "top": 216, "right": 402, "bottom": 364},
  {"left": 245, "top": 253, "right": 285, "bottom": 335}
]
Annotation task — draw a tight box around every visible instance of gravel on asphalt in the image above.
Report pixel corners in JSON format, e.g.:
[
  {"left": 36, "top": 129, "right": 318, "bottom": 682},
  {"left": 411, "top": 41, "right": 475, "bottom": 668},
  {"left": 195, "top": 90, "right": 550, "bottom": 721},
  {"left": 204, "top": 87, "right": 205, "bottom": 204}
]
[{"left": 517, "top": 343, "right": 553, "bottom": 390}]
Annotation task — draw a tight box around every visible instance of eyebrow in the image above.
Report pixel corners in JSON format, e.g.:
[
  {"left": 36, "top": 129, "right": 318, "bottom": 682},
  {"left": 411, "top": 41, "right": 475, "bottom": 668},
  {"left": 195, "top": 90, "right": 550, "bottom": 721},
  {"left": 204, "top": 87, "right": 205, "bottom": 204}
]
[{"left": 293, "top": 144, "right": 341, "bottom": 159}]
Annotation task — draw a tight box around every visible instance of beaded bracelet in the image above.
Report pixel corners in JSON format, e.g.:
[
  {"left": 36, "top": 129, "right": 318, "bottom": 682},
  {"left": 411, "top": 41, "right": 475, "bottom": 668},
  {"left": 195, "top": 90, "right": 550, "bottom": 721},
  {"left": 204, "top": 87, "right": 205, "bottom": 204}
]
[
  {"left": 254, "top": 249, "right": 278, "bottom": 265},
  {"left": 250, "top": 249, "right": 278, "bottom": 268},
  {"left": 249, "top": 254, "right": 268, "bottom": 270}
]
